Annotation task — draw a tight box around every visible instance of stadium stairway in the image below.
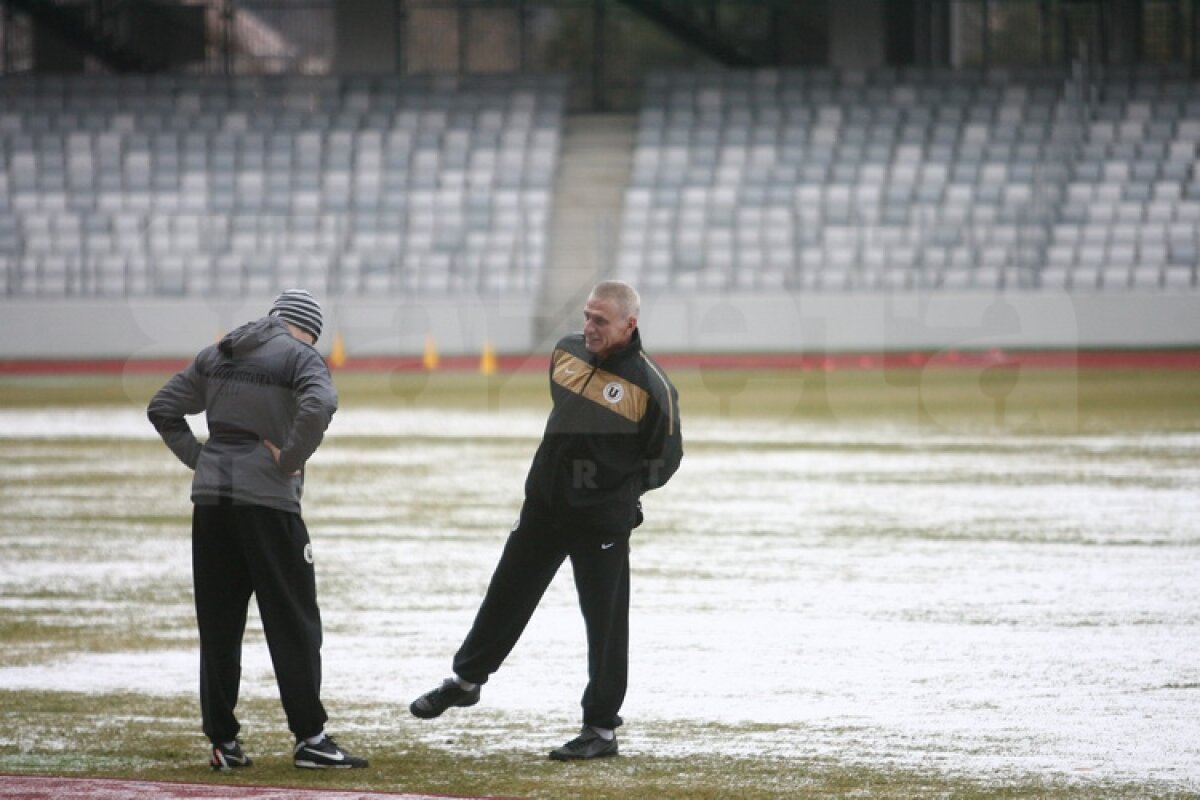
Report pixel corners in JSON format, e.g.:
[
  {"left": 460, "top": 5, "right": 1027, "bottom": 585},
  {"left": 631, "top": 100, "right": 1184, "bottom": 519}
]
[{"left": 534, "top": 113, "right": 636, "bottom": 346}]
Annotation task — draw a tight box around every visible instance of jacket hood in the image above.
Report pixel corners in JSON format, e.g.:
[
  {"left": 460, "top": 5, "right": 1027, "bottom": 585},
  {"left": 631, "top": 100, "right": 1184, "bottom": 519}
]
[{"left": 218, "top": 317, "right": 288, "bottom": 357}]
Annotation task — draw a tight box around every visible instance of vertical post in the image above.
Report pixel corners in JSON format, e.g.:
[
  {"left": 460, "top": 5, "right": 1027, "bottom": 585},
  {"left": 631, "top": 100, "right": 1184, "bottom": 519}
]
[
  {"left": 1060, "top": 2, "right": 1071, "bottom": 68},
  {"left": 770, "top": 2, "right": 781, "bottom": 64},
  {"left": 1172, "top": 0, "right": 1184, "bottom": 63},
  {"left": 1096, "top": 0, "right": 1109, "bottom": 67},
  {"left": 1041, "top": 0, "right": 1052, "bottom": 65},
  {"left": 1193, "top": 0, "right": 1199, "bottom": 77},
  {"left": 1130, "top": 0, "right": 1143, "bottom": 64},
  {"left": 981, "top": 0, "right": 990, "bottom": 68},
  {"left": 222, "top": 0, "right": 233, "bottom": 77},
  {"left": 931, "top": 0, "right": 950, "bottom": 67},
  {"left": 593, "top": 0, "right": 606, "bottom": 112},
  {"left": 518, "top": 0, "right": 526, "bottom": 72},
  {"left": 395, "top": 0, "right": 406, "bottom": 74},
  {"left": 1, "top": 4, "right": 10, "bottom": 75},
  {"left": 458, "top": 0, "right": 468, "bottom": 75},
  {"left": 92, "top": 0, "right": 104, "bottom": 45}
]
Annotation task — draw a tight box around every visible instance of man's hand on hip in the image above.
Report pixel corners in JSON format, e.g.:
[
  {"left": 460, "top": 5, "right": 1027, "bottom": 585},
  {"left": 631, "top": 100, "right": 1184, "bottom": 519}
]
[{"left": 263, "top": 439, "right": 302, "bottom": 477}]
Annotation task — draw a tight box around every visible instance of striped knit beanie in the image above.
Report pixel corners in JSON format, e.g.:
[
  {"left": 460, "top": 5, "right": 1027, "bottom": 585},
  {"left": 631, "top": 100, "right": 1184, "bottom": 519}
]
[{"left": 270, "top": 289, "right": 323, "bottom": 341}]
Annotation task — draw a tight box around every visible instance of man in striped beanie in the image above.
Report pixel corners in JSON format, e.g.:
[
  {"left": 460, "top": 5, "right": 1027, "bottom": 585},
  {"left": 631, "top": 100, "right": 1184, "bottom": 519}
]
[
  {"left": 270, "top": 288, "right": 324, "bottom": 343},
  {"left": 149, "top": 288, "right": 368, "bottom": 771}
]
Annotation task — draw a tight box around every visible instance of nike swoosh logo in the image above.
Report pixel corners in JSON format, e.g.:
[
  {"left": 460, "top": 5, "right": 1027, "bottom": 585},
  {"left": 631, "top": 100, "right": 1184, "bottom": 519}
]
[
  {"left": 302, "top": 746, "right": 345, "bottom": 761},
  {"left": 213, "top": 750, "right": 248, "bottom": 767},
  {"left": 601, "top": 542, "right": 615, "bottom": 550}
]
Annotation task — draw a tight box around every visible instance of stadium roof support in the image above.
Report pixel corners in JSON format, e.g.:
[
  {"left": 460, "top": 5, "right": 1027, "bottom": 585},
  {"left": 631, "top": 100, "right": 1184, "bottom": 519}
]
[
  {"left": 611, "top": 0, "right": 766, "bottom": 67},
  {"left": 5, "top": 0, "right": 159, "bottom": 72}
]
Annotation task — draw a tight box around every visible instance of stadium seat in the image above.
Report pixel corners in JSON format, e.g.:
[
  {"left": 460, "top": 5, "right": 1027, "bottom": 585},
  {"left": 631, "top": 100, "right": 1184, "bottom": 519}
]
[{"left": 0, "top": 74, "right": 566, "bottom": 299}]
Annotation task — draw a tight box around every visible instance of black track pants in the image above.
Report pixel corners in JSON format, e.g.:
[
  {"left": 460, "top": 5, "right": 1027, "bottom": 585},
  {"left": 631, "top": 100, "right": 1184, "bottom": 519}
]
[
  {"left": 452, "top": 502, "right": 631, "bottom": 730},
  {"left": 192, "top": 501, "right": 328, "bottom": 743}
]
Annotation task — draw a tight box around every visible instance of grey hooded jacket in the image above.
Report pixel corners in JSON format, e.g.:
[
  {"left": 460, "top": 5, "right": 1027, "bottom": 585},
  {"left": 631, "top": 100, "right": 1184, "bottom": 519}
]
[{"left": 147, "top": 316, "right": 338, "bottom": 513}]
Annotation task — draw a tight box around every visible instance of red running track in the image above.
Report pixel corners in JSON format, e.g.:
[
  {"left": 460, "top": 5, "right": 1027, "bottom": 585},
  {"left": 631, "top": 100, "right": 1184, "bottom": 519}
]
[
  {"left": 1, "top": 349, "right": 1199, "bottom": 376},
  {"left": 0, "top": 774, "right": 500, "bottom": 800}
]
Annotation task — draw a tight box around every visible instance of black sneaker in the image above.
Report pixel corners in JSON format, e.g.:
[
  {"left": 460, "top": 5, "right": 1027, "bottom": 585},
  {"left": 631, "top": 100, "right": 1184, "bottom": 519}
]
[
  {"left": 210, "top": 740, "right": 252, "bottom": 771},
  {"left": 549, "top": 726, "right": 619, "bottom": 761},
  {"left": 293, "top": 736, "right": 369, "bottom": 769},
  {"left": 409, "top": 677, "right": 481, "bottom": 719}
]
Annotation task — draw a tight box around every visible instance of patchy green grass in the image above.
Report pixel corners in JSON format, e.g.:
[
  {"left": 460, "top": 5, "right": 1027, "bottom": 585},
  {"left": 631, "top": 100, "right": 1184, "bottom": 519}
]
[
  {"left": 4, "top": 366, "right": 1199, "bottom": 433},
  {"left": 2, "top": 368, "right": 1199, "bottom": 798},
  {"left": 0, "top": 691, "right": 1167, "bottom": 800}
]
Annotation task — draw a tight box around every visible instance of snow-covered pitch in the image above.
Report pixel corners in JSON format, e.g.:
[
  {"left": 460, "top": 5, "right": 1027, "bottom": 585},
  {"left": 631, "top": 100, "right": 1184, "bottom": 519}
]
[{"left": 0, "top": 405, "right": 1196, "bottom": 791}]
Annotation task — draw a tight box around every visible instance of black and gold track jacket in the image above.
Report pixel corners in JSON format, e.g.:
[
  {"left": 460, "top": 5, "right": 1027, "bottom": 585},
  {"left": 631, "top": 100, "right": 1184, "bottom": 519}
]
[{"left": 524, "top": 329, "right": 682, "bottom": 534}]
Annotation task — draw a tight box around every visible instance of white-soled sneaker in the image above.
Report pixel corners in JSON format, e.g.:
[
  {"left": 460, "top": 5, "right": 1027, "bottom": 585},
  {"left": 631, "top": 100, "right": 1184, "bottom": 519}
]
[
  {"left": 293, "top": 736, "right": 369, "bottom": 769},
  {"left": 210, "top": 740, "right": 252, "bottom": 771}
]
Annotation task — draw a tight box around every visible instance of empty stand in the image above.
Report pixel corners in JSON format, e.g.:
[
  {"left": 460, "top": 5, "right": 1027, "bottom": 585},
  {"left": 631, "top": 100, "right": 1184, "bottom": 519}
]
[
  {"left": 5, "top": 67, "right": 1199, "bottom": 302},
  {"left": 618, "top": 67, "right": 1200, "bottom": 293},
  {"left": 0, "top": 74, "right": 565, "bottom": 298}
]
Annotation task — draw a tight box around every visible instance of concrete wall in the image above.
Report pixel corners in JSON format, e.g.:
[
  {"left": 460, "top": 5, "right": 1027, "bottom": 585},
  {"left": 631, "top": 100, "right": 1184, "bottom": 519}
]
[
  {"left": 2, "top": 291, "right": 1198, "bottom": 362},
  {"left": 829, "top": 0, "right": 887, "bottom": 69},
  {"left": 637, "top": 290, "right": 1200, "bottom": 353},
  {"left": 333, "top": 0, "right": 398, "bottom": 74},
  {"left": 0, "top": 294, "right": 538, "bottom": 361}
]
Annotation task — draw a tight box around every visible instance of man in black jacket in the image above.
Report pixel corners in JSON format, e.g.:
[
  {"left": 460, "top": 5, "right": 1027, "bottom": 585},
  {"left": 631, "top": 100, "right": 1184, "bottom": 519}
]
[
  {"left": 410, "top": 280, "right": 683, "bottom": 760},
  {"left": 148, "top": 289, "right": 367, "bottom": 771}
]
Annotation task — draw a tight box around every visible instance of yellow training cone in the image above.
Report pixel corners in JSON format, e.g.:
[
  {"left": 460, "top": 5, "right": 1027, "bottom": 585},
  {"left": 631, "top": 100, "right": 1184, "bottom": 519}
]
[
  {"left": 480, "top": 341, "right": 497, "bottom": 376},
  {"left": 328, "top": 330, "right": 347, "bottom": 369},
  {"left": 423, "top": 335, "right": 440, "bottom": 371}
]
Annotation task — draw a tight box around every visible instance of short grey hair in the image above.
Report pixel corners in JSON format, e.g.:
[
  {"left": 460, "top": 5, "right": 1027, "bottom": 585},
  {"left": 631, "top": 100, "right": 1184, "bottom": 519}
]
[{"left": 589, "top": 280, "right": 640, "bottom": 320}]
